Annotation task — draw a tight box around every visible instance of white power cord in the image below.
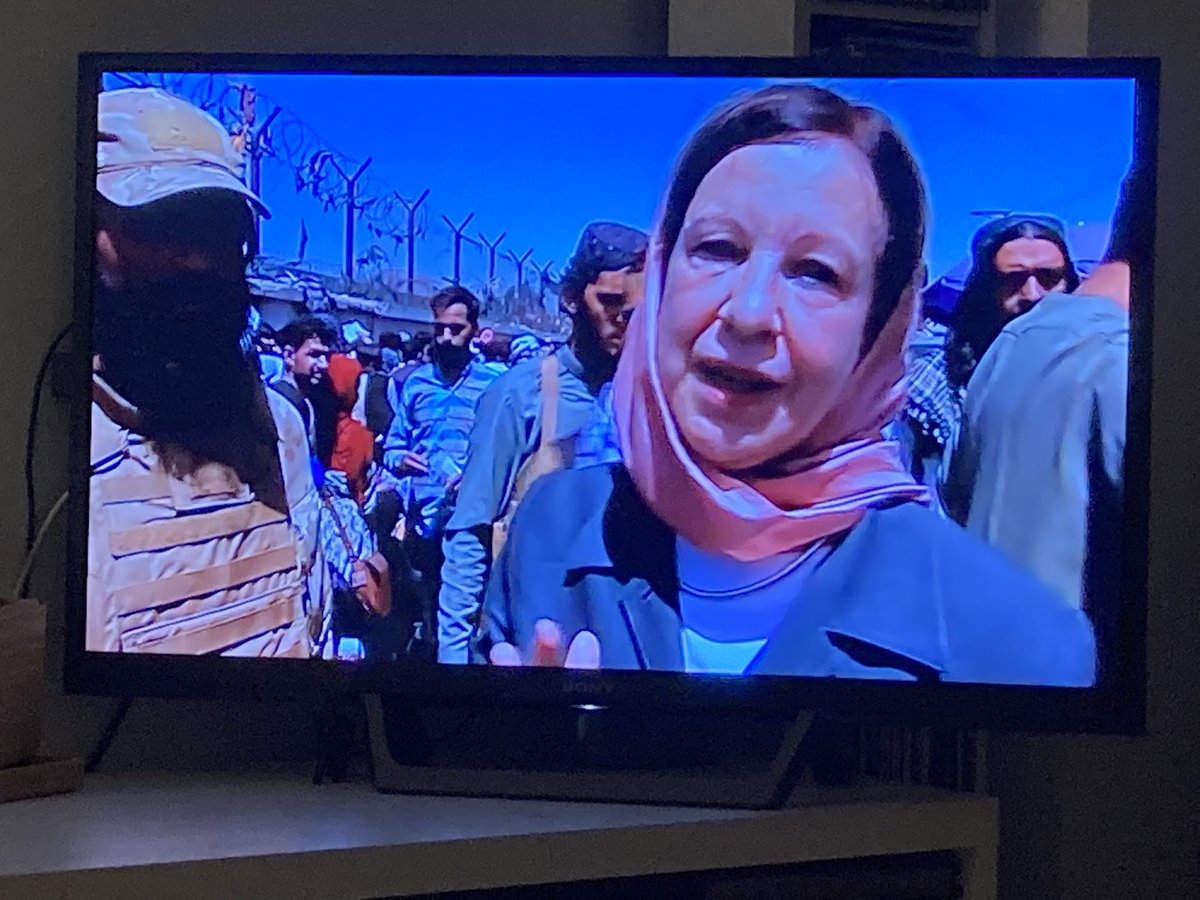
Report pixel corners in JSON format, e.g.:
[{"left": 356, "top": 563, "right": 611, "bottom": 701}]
[{"left": 11, "top": 490, "right": 70, "bottom": 600}]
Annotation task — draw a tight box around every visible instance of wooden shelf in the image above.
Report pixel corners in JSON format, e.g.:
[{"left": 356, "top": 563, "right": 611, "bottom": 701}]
[{"left": 810, "top": 1, "right": 984, "bottom": 28}]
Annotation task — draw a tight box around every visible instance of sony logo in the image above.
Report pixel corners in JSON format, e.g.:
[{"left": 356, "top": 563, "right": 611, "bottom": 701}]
[{"left": 562, "top": 679, "right": 612, "bottom": 695}]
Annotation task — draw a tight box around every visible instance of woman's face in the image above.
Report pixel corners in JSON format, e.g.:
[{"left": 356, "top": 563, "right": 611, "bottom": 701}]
[{"left": 658, "top": 139, "right": 886, "bottom": 473}]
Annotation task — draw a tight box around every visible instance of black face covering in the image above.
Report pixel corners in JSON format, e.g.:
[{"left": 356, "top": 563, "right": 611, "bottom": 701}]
[
  {"left": 95, "top": 270, "right": 268, "bottom": 468},
  {"left": 306, "top": 378, "right": 339, "bottom": 471},
  {"left": 570, "top": 300, "right": 618, "bottom": 390},
  {"left": 430, "top": 339, "right": 472, "bottom": 372}
]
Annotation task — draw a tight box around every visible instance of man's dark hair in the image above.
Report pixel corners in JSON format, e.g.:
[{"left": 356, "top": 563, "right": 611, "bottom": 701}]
[
  {"left": 658, "top": 83, "right": 927, "bottom": 353},
  {"left": 480, "top": 335, "right": 511, "bottom": 364},
  {"left": 378, "top": 331, "right": 404, "bottom": 351},
  {"left": 947, "top": 217, "right": 1081, "bottom": 390},
  {"left": 253, "top": 322, "right": 278, "bottom": 351},
  {"left": 1104, "top": 158, "right": 1154, "bottom": 272},
  {"left": 559, "top": 223, "right": 649, "bottom": 309},
  {"left": 278, "top": 314, "right": 337, "bottom": 352},
  {"left": 430, "top": 285, "right": 481, "bottom": 325}
]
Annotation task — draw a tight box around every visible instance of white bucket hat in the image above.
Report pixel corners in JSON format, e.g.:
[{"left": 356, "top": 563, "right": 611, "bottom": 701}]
[{"left": 96, "top": 87, "right": 269, "bottom": 217}]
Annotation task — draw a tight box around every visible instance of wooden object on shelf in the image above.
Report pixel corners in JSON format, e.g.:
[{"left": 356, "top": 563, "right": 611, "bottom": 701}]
[
  {"left": 0, "top": 756, "right": 84, "bottom": 804},
  {"left": 0, "top": 598, "right": 46, "bottom": 769}
]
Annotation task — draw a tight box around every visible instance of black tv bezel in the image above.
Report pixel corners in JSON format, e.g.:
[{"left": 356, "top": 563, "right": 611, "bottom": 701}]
[{"left": 66, "top": 52, "right": 1156, "bottom": 735}]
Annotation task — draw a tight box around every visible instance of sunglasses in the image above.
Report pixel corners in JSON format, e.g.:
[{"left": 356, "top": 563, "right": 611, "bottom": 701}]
[
  {"left": 997, "top": 267, "right": 1067, "bottom": 294},
  {"left": 435, "top": 322, "right": 469, "bottom": 337}
]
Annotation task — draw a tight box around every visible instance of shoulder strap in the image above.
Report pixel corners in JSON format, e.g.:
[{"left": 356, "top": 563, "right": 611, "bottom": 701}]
[
  {"left": 538, "top": 354, "right": 560, "bottom": 451},
  {"left": 320, "top": 489, "right": 357, "bottom": 558}
]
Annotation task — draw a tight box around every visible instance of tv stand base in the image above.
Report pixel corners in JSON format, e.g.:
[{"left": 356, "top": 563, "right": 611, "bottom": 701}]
[{"left": 364, "top": 695, "right": 836, "bottom": 809}]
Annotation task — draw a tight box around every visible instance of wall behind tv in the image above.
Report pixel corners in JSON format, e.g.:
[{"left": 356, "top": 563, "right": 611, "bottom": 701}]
[
  {"left": 990, "top": 1, "right": 1200, "bottom": 895},
  {"left": 5, "top": 2, "right": 1197, "bottom": 898},
  {"left": 0, "top": 0, "right": 667, "bottom": 764}
]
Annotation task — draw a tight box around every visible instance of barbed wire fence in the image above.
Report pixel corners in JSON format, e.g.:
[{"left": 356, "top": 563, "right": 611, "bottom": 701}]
[{"left": 105, "top": 71, "right": 565, "bottom": 334}]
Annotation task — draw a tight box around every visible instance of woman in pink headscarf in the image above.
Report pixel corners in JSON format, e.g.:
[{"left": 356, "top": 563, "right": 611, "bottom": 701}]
[{"left": 476, "top": 84, "right": 1094, "bottom": 686}]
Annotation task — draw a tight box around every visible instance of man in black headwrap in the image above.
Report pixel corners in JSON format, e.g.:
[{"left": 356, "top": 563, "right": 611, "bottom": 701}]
[
  {"left": 947, "top": 214, "right": 1082, "bottom": 392},
  {"left": 89, "top": 88, "right": 328, "bottom": 658},
  {"left": 943, "top": 162, "right": 1151, "bottom": 682},
  {"left": 436, "top": 221, "right": 648, "bottom": 664},
  {"left": 899, "top": 214, "right": 1082, "bottom": 503}
]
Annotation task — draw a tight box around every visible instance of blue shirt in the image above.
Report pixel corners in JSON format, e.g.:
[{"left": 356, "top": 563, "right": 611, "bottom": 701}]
[
  {"left": 573, "top": 381, "right": 622, "bottom": 470},
  {"left": 258, "top": 352, "right": 285, "bottom": 386},
  {"left": 475, "top": 464, "right": 1096, "bottom": 687},
  {"left": 383, "top": 358, "right": 500, "bottom": 538},
  {"left": 943, "top": 291, "right": 1127, "bottom": 671},
  {"left": 677, "top": 538, "right": 831, "bottom": 674},
  {"left": 437, "top": 345, "right": 622, "bottom": 663}
]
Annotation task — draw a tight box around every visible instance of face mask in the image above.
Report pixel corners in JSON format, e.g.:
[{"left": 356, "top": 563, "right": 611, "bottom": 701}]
[
  {"left": 95, "top": 269, "right": 258, "bottom": 442},
  {"left": 430, "top": 339, "right": 472, "bottom": 369}
]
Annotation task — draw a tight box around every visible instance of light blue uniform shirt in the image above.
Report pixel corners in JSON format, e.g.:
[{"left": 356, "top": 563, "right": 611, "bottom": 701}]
[
  {"left": 437, "top": 345, "right": 621, "bottom": 663},
  {"left": 943, "top": 291, "right": 1128, "bottom": 627},
  {"left": 382, "top": 358, "right": 500, "bottom": 538}
]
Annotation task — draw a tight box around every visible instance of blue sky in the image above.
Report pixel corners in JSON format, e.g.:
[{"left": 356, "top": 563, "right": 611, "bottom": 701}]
[{"left": 104, "top": 72, "right": 1136, "bottom": 298}]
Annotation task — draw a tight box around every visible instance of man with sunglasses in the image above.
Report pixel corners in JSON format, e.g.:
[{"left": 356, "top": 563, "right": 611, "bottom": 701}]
[
  {"left": 382, "top": 286, "right": 499, "bottom": 658},
  {"left": 899, "top": 215, "right": 1081, "bottom": 506},
  {"left": 944, "top": 163, "right": 1149, "bottom": 677},
  {"left": 946, "top": 214, "right": 1081, "bottom": 393},
  {"left": 436, "top": 222, "right": 648, "bottom": 664}
]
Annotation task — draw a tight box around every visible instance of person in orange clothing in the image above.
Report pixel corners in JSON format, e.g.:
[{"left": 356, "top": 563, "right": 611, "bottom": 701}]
[{"left": 322, "top": 353, "right": 376, "bottom": 505}]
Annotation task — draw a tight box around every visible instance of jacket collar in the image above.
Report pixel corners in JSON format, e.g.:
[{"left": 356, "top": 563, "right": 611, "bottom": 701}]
[
  {"left": 556, "top": 344, "right": 586, "bottom": 383},
  {"left": 562, "top": 469, "right": 949, "bottom": 677},
  {"left": 754, "top": 505, "right": 950, "bottom": 678},
  {"left": 561, "top": 467, "right": 681, "bottom": 670},
  {"left": 556, "top": 343, "right": 615, "bottom": 397}
]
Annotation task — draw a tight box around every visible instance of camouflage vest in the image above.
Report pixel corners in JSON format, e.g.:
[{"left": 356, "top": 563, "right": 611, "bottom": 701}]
[{"left": 87, "top": 379, "right": 311, "bottom": 658}]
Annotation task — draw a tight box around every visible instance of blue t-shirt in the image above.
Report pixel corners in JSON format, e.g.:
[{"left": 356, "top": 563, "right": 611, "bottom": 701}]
[
  {"left": 677, "top": 538, "right": 831, "bottom": 674},
  {"left": 572, "top": 381, "right": 622, "bottom": 470}
]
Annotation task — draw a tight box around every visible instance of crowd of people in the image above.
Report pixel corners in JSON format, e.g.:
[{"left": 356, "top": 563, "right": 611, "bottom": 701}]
[{"left": 88, "top": 83, "right": 1143, "bottom": 686}]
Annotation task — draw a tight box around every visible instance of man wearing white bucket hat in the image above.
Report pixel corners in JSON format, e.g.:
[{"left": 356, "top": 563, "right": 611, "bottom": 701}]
[{"left": 88, "top": 88, "right": 330, "bottom": 659}]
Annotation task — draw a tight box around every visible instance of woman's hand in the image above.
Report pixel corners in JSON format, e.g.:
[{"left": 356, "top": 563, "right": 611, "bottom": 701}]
[{"left": 489, "top": 619, "right": 601, "bottom": 669}]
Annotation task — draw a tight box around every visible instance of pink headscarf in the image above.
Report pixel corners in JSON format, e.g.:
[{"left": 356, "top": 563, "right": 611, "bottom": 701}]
[{"left": 613, "top": 234, "right": 928, "bottom": 563}]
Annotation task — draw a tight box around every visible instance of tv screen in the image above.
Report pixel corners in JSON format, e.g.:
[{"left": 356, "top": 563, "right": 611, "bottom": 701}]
[{"left": 68, "top": 54, "right": 1154, "bottom": 733}]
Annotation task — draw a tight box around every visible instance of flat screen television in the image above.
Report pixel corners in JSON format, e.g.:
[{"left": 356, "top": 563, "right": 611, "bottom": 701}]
[{"left": 66, "top": 53, "right": 1155, "bottom": 742}]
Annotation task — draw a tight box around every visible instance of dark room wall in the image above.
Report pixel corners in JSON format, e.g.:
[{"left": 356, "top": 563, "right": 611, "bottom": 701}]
[
  {"left": 990, "top": 2, "right": 1200, "bottom": 898},
  {"left": 6, "top": 3, "right": 1198, "bottom": 897},
  {"left": 1, "top": 0, "right": 665, "bottom": 763}
]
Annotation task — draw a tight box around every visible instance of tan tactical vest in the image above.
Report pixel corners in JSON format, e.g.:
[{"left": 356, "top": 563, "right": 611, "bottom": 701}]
[{"left": 87, "top": 379, "right": 311, "bottom": 658}]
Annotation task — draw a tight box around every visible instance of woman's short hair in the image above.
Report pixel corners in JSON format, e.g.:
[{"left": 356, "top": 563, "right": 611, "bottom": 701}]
[
  {"left": 658, "top": 83, "right": 927, "bottom": 351},
  {"left": 947, "top": 216, "right": 1081, "bottom": 390}
]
